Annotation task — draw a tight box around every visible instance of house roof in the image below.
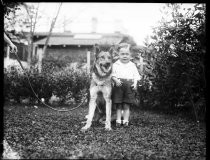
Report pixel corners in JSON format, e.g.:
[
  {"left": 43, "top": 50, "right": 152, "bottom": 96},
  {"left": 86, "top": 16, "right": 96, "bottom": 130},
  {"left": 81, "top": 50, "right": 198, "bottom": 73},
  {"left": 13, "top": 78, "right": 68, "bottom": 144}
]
[{"left": 33, "top": 33, "right": 124, "bottom": 46}]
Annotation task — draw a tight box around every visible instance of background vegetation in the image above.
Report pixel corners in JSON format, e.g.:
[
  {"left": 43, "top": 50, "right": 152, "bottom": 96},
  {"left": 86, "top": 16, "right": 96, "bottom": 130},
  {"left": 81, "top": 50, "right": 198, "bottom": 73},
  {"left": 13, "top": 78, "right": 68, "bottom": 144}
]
[
  {"left": 4, "top": 3, "right": 206, "bottom": 121},
  {"left": 3, "top": 3, "right": 206, "bottom": 159},
  {"left": 134, "top": 4, "right": 206, "bottom": 122}
]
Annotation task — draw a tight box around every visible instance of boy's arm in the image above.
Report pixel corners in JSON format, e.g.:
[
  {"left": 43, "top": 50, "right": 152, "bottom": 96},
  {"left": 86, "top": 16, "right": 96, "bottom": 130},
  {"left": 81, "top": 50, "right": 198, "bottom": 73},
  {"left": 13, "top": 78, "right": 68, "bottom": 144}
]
[
  {"left": 111, "top": 75, "right": 122, "bottom": 87},
  {"left": 111, "top": 75, "right": 118, "bottom": 83},
  {"left": 111, "top": 64, "right": 122, "bottom": 86}
]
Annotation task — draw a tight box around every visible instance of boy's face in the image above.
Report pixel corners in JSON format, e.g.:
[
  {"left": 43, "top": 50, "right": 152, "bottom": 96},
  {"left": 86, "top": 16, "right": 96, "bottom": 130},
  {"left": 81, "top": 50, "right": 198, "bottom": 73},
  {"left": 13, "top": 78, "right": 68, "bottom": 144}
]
[{"left": 118, "top": 50, "right": 131, "bottom": 64}]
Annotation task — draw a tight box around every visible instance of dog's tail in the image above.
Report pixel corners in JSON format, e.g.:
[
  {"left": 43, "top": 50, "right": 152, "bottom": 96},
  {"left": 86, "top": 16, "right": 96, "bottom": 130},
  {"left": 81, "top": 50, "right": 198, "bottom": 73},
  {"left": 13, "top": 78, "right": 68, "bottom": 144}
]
[{"left": 97, "top": 91, "right": 103, "bottom": 97}]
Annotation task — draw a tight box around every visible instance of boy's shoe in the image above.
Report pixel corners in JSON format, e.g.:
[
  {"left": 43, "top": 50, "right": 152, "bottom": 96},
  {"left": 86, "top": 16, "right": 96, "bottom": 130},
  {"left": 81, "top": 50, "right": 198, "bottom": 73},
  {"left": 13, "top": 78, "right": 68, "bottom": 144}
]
[
  {"left": 116, "top": 120, "right": 122, "bottom": 127},
  {"left": 123, "top": 122, "right": 129, "bottom": 127}
]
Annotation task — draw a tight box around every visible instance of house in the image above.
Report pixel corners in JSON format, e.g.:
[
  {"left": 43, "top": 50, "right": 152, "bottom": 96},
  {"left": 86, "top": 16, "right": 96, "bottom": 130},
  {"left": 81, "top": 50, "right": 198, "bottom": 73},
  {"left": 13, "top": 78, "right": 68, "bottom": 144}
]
[
  {"left": 4, "top": 31, "right": 127, "bottom": 70},
  {"left": 5, "top": 30, "right": 143, "bottom": 74},
  {"left": 32, "top": 31, "right": 126, "bottom": 72},
  {"left": 32, "top": 32, "right": 125, "bottom": 59},
  {"left": 5, "top": 17, "right": 140, "bottom": 72}
]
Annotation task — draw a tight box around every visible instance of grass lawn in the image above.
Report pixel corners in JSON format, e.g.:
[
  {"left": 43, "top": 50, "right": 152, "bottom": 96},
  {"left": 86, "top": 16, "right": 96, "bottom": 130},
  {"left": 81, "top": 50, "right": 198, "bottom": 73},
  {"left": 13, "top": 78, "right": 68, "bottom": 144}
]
[{"left": 3, "top": 103, "right": 206, "bottom": 159}]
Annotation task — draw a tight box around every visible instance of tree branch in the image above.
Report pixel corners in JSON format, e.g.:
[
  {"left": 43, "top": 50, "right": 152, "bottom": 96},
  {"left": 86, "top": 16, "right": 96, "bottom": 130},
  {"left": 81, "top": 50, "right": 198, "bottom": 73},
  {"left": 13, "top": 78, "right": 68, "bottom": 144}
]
[{"left": 42, "top": 3, "right": 62, "bottom": 58}]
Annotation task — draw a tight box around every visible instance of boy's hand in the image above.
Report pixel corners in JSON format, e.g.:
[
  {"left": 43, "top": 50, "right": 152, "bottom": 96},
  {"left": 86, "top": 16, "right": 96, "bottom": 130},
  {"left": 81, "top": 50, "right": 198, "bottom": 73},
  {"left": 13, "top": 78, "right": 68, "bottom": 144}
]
[
  {"left": 112, "top": 77, "right": 122, "bottom": 87},
  {"left": 115, "top": 78, "right": 122, "bottom": 87}
]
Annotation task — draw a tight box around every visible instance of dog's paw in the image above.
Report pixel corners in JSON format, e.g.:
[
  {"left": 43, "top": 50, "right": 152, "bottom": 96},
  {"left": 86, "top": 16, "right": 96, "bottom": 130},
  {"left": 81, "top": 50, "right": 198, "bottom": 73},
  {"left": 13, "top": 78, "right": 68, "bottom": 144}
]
[
  {"left": 81, "top": 127, "right": 88, "bottom": 132},
  {"left": 105, "top": 121, "right": 111, "bottom": 129},
  {"left": 105, "top": 123, "right": 112, "bottom": 130},
  {"left": 81, "top": 125, "right": 91, "bottom": 132},
  {"left": 81, "top": 121, "right": 86, "bottom": 124}
]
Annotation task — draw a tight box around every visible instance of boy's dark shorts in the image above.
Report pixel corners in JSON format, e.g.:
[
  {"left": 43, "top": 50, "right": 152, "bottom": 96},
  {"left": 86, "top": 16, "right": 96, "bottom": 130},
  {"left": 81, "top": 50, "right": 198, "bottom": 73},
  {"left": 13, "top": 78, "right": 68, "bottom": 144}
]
[{"left": 112, "top": 78, "right": 135, "bottom": 104}]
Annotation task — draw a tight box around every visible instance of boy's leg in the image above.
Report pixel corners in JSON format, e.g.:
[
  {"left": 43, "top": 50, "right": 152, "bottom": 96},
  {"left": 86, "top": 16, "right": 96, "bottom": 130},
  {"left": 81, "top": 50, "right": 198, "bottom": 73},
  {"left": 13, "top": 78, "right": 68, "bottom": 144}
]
[
  {"left": 123, "top": 103, "right": 130, "bottom": 126},
  {"left": 116, "top": 103, "right": 122, "bottom": 125},
  {"left": 112, "top": 85, "right": 123, "bottom": 126}
]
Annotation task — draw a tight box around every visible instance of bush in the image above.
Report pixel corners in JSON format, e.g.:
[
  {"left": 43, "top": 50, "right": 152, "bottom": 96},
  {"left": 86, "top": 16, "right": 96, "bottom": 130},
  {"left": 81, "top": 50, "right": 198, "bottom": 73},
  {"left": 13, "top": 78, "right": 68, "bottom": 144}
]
[
  {"left": 4, "top": 65, "right": 90, "bottom": 105},
  {"left": 42, "top": 56, "right": 68, "bottom": 74},
  {"left": 50, "top": 67, "right": 90, "bottom": 103},
  {"left": 134, "top": 4, "right": 206, "bottom": 121},
  {"left": 4, "top": 67, "right": 23, "bottom": 103}
]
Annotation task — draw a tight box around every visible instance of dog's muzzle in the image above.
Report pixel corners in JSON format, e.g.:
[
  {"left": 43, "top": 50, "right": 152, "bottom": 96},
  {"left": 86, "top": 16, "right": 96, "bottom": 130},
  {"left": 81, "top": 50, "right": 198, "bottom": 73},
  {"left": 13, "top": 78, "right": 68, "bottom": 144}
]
[
  {"left": 104, "top": 63, "right": 111, "bottom": 69},
  {"left": 101, "top": 63, "right": 111, "bottom": 70}
]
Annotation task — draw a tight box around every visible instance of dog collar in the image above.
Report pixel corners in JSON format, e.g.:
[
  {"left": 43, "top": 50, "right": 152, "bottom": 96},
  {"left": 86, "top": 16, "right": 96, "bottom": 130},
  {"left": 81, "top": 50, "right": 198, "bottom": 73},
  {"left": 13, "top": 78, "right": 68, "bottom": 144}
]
[
  {"left": 96, "top": 83, "right": 104, "bottom": 86},
  {"left": 94, "top": 81, "right": 105, "bottom": 86}
]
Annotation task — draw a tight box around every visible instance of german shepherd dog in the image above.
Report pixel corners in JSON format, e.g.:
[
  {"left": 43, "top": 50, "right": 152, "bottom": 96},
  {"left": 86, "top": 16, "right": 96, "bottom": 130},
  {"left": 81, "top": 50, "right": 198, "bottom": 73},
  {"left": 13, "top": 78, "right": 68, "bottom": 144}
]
[{"left": 81, "top": 44, "right": 115, "bottom": 131}]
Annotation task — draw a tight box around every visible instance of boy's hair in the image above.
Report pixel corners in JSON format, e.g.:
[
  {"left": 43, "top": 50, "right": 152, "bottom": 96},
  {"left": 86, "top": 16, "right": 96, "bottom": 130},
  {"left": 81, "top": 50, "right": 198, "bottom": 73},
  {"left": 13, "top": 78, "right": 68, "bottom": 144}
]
[
  {"left": 118, "top": 43, "right": 130, "bottom": 49},
  {"left": 118, "top": 43, "right": 131, "bottom": 54}
]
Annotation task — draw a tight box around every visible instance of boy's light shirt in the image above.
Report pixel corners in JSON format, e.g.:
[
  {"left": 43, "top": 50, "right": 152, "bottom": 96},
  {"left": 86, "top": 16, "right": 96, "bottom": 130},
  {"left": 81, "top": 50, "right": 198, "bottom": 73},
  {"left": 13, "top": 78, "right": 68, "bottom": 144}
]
[{"left": 112, "top": 60, "right": 141, "bottom": 83}]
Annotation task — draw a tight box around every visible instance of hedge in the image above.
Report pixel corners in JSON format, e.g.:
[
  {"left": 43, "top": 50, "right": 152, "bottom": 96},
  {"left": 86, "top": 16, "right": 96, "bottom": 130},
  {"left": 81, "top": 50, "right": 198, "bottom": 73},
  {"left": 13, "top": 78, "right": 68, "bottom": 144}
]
[{"left": 4, "top": 66, "right": 90, "bottom": 105}]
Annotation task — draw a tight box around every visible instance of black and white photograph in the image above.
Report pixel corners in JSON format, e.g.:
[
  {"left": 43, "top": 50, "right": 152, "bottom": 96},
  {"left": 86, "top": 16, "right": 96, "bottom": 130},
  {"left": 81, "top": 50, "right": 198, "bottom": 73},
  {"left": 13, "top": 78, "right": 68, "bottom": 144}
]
[{"left": 3, "top": 2, "right": 206, "bottom": 159}]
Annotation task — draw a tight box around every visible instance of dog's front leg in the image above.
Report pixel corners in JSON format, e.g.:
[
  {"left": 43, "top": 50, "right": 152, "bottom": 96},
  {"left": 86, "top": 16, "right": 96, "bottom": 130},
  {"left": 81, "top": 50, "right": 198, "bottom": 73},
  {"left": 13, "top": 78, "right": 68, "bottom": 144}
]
[
  {"left": 105, "top": 97, "right": 112, "bottom": 130},
  {"left": 81, "top": 88, "right": 97, "bottom": 131}
]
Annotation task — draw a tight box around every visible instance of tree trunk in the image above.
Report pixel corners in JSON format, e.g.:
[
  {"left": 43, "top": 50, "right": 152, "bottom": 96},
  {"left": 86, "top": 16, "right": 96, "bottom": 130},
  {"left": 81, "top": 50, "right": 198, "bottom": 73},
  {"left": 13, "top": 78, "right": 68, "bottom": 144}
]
[
  {"left": 31, "top": 3, "right": 39, "bottom": 64},
  {"left": 24, "top": 3, "right": 40, "bottom": 65},
  {"left": 42, "top": 3, "right": 62, "bottom": 58}
]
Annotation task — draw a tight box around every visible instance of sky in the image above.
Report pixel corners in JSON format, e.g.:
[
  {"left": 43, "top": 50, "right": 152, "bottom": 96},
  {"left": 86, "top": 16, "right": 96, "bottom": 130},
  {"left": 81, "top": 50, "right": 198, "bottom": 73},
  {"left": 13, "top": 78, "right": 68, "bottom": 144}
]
[{"left": 22, "top": 3, "right": 195, "bottom": 46}]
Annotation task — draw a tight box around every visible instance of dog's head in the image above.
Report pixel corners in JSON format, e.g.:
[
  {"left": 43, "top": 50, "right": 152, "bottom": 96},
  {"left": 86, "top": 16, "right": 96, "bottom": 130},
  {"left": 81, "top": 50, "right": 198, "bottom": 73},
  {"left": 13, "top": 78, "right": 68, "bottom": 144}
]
[{"left": 93, "top": 44, "right": 115, "bottom": 78}]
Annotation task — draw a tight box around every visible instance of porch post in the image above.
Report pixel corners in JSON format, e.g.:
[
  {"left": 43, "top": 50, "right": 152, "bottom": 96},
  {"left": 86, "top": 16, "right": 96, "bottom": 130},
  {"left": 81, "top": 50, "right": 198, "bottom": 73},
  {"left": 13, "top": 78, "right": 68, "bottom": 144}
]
[
  {"left": 87, "top": 50, "right": 90, "bottom": 74},
  {"left": 37, "top": 47, "right": 43, "bottom": 73},
  {"left": 32, "top": 44, "right": 36, "bottom": 59}
]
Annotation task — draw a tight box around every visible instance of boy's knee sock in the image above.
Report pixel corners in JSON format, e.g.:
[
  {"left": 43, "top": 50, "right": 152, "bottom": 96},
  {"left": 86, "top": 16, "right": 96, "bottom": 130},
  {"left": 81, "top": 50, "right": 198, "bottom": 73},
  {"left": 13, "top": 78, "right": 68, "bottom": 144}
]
[
  {"left": 116, "top": 119, "right": 121, "bottom": 124},
  {"left": 116, "top": 104, "right": 123, "bottom": 123},
  {"left": 123, "top": 105, "right": 130, "bottom": 123},
  {"left": 116, "top": 109, "right": 122, "bottom": 123}
]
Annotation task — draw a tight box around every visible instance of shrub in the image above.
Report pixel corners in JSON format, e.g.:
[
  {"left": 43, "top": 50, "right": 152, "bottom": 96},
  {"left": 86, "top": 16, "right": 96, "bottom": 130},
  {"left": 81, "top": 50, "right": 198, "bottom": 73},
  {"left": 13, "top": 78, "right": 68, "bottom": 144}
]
[
  {"left": 4, "top": 65, "right": 91, "bottom": 105},
  {"left": 41, "top": 56, "right": 68, "bottom": 74},
  {"left": 134, "top": 4, "right": 206, "bottom": 121},
  {"left": 51, "top": 67, "right": 90, "bottom": 103},
  {"left": 4, "top": 67, "right": 22, "bottom": 102}
]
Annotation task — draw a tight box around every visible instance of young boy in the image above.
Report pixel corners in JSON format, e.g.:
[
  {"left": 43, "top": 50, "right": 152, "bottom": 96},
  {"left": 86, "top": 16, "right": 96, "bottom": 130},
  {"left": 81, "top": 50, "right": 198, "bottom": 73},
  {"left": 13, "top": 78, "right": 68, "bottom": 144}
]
[{"left": 111, "top": 43, "right": 141, "bottom": 127}]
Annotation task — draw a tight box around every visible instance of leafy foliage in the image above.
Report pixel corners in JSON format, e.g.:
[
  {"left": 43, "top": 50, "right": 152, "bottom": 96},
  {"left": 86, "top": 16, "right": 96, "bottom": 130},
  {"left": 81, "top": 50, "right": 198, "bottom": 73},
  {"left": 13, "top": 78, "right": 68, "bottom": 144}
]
[
  {"left": 4, "top": 65, "right": 90, "bottom": 104},
  {"left": 4, "top": 3, "right": 30, "bottom": 32},
  {"left": 135, "top": 4, "right": 206, "bottom": 121},
  {"left": 41, "top": 56, "right": 68, "bottom": 74},
  {"left": 3, "top": 2, "right": 23, "bottom": 17}
]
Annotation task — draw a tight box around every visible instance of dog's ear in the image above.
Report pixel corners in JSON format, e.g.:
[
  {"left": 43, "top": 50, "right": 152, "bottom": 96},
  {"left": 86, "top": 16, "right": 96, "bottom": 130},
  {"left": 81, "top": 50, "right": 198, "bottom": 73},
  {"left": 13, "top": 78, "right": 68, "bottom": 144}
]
[
  {"left": 110, "top": 45, "right": 120, "bottom": 61},
  {"left": 115, "top": 44, "right": 121, "bottom": 52},
  {"left": 109, "top": 45, "right": 116, "bottom": 56},
  {"left": 94, "top": 44, "right": 100, "bottom": 59}
]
